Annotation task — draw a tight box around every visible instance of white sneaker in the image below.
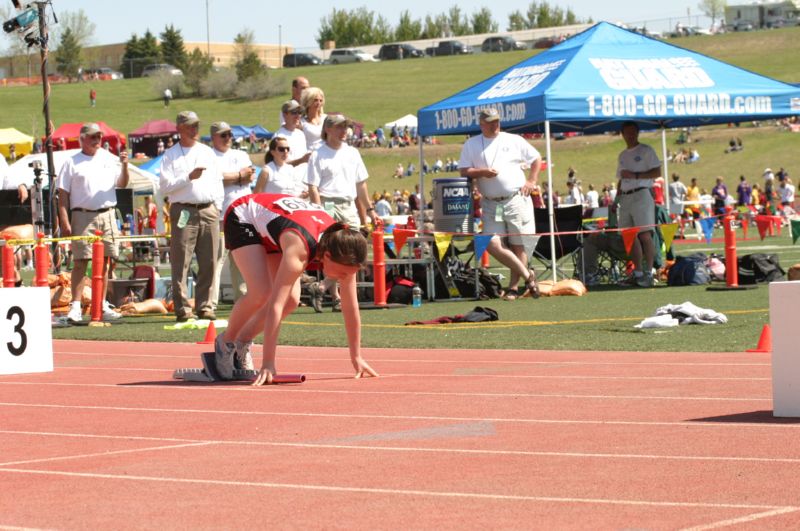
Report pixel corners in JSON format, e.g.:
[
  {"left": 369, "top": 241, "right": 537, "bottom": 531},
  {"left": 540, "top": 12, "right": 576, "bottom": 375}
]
[
  {"left": 67, "top": 304, "right": 83, "bottom": 323},
  {"left": 214, "top": 334, "right": 235, "bottom": 380},
  {"left": 234, "top": 340, "right": 254, "bottom": 371},
  {"left": 102, "top": 306, "right": 122, "bottom": 320}
]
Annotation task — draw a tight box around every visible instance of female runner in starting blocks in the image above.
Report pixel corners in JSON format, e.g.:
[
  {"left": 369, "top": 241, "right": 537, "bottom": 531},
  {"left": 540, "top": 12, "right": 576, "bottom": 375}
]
[{"left": 216, "top": 193, "right": 379, "bottom": 385}]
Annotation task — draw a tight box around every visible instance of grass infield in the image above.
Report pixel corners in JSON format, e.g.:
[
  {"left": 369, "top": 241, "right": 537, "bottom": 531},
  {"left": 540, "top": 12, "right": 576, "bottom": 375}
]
[{"left": 50, "top": 232, "right": 799, "bottom": 352}]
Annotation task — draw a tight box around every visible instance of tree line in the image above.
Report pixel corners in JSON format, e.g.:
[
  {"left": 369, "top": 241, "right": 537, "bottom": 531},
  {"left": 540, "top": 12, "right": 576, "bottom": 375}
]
[{"left": 316, "top": 2, "right": 591, "bottom": 48}]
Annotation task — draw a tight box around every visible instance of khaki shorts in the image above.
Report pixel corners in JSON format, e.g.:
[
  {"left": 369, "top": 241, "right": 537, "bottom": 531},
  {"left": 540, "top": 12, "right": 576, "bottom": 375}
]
[
  {"left": 70, "top": 209, "right": 120, "bottom": 259},
  {"left": 618, "top": 188, "right": 655, "bottom": 232},
  {"left": 321, "top": 196, "right": 360, "bottom": 229},
  {"left": 481, "top": 193, "right": 537, "bottom": 253}
]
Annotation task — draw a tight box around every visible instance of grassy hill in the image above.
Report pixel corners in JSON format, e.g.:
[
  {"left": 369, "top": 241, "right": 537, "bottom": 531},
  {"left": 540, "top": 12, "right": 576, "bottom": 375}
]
[{"left": 2, "top": 26, "right": 799, "bottom": 196}]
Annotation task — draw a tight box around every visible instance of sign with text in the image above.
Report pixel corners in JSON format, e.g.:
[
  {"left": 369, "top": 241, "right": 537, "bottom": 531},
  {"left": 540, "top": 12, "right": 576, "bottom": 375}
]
[{"left": 0, "top": 287, "right": 53, "bottom": 375}]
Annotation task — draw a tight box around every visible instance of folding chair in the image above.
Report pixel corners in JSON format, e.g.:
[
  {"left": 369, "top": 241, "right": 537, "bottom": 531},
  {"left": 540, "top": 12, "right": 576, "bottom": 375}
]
[{"left": 532, "top": 205, "right": 584, "bottom": 279}]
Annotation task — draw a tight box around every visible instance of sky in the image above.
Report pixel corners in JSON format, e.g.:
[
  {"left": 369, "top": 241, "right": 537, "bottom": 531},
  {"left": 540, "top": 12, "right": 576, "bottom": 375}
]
[{"left": 22, "top": 0, "right": 712, "bottom": 50}]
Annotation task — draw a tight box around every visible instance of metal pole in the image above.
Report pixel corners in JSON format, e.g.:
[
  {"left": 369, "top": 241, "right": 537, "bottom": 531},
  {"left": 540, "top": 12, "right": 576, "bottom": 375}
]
[
  {"left": 661, "top": 126, "right": 670, "bottom": 218},
  {"left": 205, "top": 0, "right": 210, "bottom": 55},
  {"left": 36, "top": 1, "right": 56, "bottom": 236},
  {"left": 545, "top": 121, "right": 556, "bottom": 283}
]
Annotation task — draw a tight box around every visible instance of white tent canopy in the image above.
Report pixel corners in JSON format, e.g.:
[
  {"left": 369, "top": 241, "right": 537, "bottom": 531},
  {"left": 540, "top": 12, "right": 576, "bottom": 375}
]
[
  {"left": 384, "top": 114, "right": 418, "bottom": 130},
  {"left": 7, "top": 149, "right": 157, "bottom": 194}
]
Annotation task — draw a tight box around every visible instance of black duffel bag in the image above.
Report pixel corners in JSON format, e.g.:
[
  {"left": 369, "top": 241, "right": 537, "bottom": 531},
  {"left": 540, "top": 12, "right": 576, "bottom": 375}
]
[{"left": 737, "top": 253, "right": 785, "bottom": 285}]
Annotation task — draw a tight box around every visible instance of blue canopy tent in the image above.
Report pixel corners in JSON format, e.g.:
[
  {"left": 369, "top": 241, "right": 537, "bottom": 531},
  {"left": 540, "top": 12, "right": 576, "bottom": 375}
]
[{"left": 418, "top": 22, "right": 800, "bottom": 279}]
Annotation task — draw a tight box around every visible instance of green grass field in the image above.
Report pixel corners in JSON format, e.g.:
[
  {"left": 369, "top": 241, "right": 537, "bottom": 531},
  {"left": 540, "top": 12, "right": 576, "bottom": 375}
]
[{"left": 3, "top": 27, "right": 800, "bottom": 198}]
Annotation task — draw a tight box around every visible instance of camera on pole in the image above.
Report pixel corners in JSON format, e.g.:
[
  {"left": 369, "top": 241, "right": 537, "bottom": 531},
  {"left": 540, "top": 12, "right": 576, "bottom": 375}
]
[{"left": 2, "top": 4, "right": 40, "bottom": 47}]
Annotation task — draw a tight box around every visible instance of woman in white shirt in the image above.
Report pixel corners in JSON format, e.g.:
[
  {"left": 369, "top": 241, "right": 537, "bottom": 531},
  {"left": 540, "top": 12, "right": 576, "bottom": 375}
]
[
  {"left": 254, "top": 137, "right": 306, "bottom": 197},
  {"left": 300, "top": 87, "right": 326, "bottom": 149}
]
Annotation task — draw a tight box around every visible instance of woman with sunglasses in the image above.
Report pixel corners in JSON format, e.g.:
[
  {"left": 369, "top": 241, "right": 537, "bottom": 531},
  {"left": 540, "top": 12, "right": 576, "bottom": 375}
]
[
  {"left": 299, "top": 87, "right": 326, "bottom": 149},
  {"left": 214, "top": 193, "right": 379, "bottom": 385},
  {"left": 254, "top": 136, "right": 306, "bottom": 198}
]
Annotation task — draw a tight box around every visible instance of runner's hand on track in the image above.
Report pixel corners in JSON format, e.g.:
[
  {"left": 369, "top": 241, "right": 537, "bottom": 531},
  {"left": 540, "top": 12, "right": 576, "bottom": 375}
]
[
  {"left": 353, "top": 357, "right": 379, "bottom": 379},
  {"left": 252, "top": 368, "right": 274, "bottom": 386}
]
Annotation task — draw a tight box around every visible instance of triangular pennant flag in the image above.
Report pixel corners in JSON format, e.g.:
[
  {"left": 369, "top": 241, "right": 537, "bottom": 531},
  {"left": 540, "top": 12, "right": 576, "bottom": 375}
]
[
  {"left": 392, "top": 229, "right": 414, "bottom": 254},
  {"left": 433, "top": 232, "right": 452, "bottom": 260},
  {"left": 699, "top": 217, "right": 715, "bottom": 243},
  {"left": 792, "top": 219, "right": 800, "bottom": 245},
  {"left": 473, "top": 234, "right": 492, "bottom": 262},
  {"left": 621, "top": 227, "right": 639, "bottom": 255},
  {"left": 755, "top": 215, "right": 771, "bottom": 241},
  {"left": 740, "top": 217, "right": 749, "bottom": 239},
  {"left": 660, "top": 223, "right": 678, "bottom": 252}
]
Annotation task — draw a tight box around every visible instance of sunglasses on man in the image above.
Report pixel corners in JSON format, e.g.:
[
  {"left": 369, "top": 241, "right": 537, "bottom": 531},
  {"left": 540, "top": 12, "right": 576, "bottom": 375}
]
[{"left": 218, "top": 132, "right": 232, "bottom": 139}]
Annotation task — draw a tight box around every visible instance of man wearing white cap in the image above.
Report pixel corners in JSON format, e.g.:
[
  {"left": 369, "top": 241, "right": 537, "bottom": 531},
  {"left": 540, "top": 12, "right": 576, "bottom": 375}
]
[
  {"left": 57, "top": 122, "right": 129, "bottom": 322},
  {"left": 159, "top": 111, "right": 223, "bottom": 322},
  {"left": 209, "top": 121, "right": 254, "bottom": 319},
  {"left": 274, "top": 99, "right": 311, "bottom": 168},
  {"left": 458, "top": 107, "right": 542, "bottom": 300}
]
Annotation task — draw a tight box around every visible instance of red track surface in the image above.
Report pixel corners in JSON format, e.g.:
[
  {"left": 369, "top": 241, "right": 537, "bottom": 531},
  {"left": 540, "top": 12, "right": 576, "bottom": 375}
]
[{"left": 2, "top": 340, "right": 799, "bottom": 529}]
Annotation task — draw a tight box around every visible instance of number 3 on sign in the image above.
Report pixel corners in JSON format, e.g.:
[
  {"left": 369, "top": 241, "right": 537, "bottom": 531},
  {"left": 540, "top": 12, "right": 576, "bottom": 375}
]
[{"left": 1, "top": 287, "right": 53, "bottom": 375}]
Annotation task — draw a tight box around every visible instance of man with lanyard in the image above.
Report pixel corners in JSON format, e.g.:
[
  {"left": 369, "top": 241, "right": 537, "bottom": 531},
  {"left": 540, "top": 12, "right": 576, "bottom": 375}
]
[
  {"left": 159, "top": 111, "right": 222, "bottom": 322},
  {"left": 306, "top": 113, "right": 371, "bottom": 311},
  {"left": 209, "top": 121, "right": 255, "bottom": 315},
  {"left": 57, "top": 122, "right": 129, "bottom": 323},
  {"left": 616, "top": 121, "right": 661, "bottom": 288},
  {"left": 458, "top": 107, "right": 541, "bottom": 300}
]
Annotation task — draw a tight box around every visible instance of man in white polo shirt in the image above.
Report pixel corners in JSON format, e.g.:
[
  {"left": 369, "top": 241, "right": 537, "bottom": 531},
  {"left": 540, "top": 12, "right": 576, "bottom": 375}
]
[
  {"left": 616, "top": 121, "right": 661, "bottom": 288},
  {"left": 306, "top": 113, "right": 371, "bottom": 311},
  {"left": 159, "top": 111, "right": 223, "bottom": 322},
  {"left": 458, "top": 107, "right": 541, "bottom": 300},
  {"left": 57, "top": 122, "right": 129, "bottom": 322},
  {"left": 210, "top": 121, "right": 254, "bottom": 319}
]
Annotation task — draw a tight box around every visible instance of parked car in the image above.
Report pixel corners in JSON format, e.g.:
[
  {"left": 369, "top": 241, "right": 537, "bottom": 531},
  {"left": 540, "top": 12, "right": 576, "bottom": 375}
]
[
  {"left": 377, "top": 43, "right": 424, "bottom": 60},
  {"left": 424, "top": 40, "right": 474, "bottom": 56},
  {"left": 481, "top": 36, "right": 526, "bottom": 52},
  {"left": 283, "top": 53, "right": 322, "bottom": 68},
  {"left": 83, "top": 67, "right": 124, "bottom": 79},
  {"left": 141, "top": 64, "right": 183, "bottom": 77},
  {"left": 729, "top": 20, "right": 755, "bottom": 31},
  {"left": 533, "top": 36, "right": 565, "bottom": 49},
  {"left": 328, "top": 48, "right": 377, "bottom": 64}
]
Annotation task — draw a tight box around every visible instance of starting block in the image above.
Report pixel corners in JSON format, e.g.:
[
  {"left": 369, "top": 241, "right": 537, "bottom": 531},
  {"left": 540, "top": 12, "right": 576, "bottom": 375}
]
[{"left": 173, "top": 352, "right": 306, "bottom": 383}]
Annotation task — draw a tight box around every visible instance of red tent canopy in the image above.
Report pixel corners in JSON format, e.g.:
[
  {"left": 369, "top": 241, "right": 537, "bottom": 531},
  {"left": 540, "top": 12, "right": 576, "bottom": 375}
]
[
  {"left": 128, "top": 119, "right": 177, "bottom": 138},
  {"left": 49, "top": 121, "right": 126, "bottom": 154}
]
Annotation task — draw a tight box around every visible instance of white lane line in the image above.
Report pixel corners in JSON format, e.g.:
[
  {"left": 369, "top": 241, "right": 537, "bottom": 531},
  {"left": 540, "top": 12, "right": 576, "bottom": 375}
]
[
  {"left": 0, "top": 467, "right": 795, "bottom": 512},
  {"left": 0, "top": 442, "right": 216, "bottom": 467},
  {"left": 0, "top": 526, "right": 56, "bottom": 531},
  {"left": 2, "top": 372, "right": 772, "bottom": 382},
  {"left": 55, "top": 351, "right": 769, "bottom": 366},
  {"left": 3, "top": 430, "right": 800, "bottom": 465},
  {"left": 0, "top": 381, "right": 772, "bottom": 403},
  {"left": 1, "top": 402, "right": 797, "bottom": 430},
  {"left": 681, "top": 507, "right": 800, "bottom": 530}
]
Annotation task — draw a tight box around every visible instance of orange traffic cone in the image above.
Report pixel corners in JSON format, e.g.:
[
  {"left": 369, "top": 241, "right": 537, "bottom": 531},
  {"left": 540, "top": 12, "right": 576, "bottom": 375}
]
[
  {"left": 746, "top": 324, "right": 772, "bottom": 353},
  {"left": 197, "top": 321, "right": 217, "bottom": 345}
]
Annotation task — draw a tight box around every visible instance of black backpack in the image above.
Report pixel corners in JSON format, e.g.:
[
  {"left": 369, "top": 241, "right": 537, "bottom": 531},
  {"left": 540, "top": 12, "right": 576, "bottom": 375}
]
[
  {"left": 668, "top": 253, "right": 711, "bottom": 286},
  {"left": 737, "top": 254, "right": 785, "bottom": 285}
]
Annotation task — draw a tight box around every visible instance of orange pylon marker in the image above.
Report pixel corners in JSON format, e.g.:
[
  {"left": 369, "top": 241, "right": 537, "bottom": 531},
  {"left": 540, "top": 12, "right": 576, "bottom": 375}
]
[
  {"left": 746, "top": 324, "right": 772, "bottom": 353},
  {"left": 197, "top": 321, "right": 217, "bottom": 345}
]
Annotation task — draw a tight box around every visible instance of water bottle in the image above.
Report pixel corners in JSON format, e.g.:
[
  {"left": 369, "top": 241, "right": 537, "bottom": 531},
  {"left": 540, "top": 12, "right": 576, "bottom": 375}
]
[
  {"left": 412, "top": 284, "right": 422, "bottom": 308},
  {"left": 153, "top": 246, "right": 161, "bottom": 268}
]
